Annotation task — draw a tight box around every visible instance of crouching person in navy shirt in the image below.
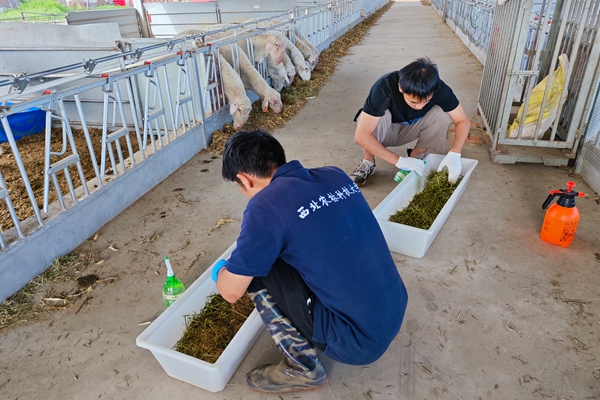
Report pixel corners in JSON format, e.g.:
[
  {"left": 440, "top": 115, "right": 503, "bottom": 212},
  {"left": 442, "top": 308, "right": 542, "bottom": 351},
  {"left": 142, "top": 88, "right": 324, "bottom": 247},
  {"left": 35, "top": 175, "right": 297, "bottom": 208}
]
[{"left": 213, "top": 129, "right": 408, "bottom": 393}]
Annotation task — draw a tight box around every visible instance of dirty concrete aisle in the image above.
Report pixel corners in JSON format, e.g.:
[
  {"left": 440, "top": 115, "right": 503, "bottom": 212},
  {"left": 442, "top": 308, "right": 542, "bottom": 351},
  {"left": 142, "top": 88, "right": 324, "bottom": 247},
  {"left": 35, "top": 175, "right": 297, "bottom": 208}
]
[{"left": 1, "top": 1, "right": 600, "bottom": 399}]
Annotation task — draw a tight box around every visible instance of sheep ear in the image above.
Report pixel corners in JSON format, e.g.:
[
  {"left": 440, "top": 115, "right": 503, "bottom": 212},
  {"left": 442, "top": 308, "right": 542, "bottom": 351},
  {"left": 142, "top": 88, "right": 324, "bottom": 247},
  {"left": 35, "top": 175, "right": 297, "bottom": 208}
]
[
  {"left": 264, "top": 42, "right": 274, "bottom": 52},
  {"left": 230, "top": 102, "right": 238, "bottom": 115}
]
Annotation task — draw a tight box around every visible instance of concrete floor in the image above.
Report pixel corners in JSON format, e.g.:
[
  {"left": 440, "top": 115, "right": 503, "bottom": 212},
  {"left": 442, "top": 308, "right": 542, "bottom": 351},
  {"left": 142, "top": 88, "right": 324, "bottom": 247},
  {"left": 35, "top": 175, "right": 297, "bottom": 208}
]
[{"left": 2, "top": 1, "right": 600, "bottom": 399}]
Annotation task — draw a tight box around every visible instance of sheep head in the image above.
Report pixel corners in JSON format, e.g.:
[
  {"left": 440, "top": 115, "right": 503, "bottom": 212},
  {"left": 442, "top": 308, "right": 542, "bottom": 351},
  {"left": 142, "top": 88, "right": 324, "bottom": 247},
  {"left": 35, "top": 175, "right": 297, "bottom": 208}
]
[
  {"left": 262, "top": 90, "right": 283, "bottom": 113},
  {"left": 307, "top": 53, "right": 319, "bottom": 71},
  {"left": 230, "top": 99, "right": 252, "bottom": 131},
  {"left": 285, "top": 63, "right": 296, "bottom": 84},
  {"left": 296, "top": 61, "right": 311, "bottom": 81},
  {"left": 262, "top": 34, "right": 286, "bottom": 65}
]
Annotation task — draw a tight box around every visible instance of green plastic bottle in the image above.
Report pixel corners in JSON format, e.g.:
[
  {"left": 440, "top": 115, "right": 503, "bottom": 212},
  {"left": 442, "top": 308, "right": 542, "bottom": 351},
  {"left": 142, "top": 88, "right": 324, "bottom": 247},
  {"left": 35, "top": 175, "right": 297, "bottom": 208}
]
[
  {"left": 394, "top": 169, "right": 411, "bottom": 184},
  {"left": 394, "top": 160, "right": 427, "bottom": 184},
  {"left": 163, "top": 257, "right": 185, "bottom": 307}
]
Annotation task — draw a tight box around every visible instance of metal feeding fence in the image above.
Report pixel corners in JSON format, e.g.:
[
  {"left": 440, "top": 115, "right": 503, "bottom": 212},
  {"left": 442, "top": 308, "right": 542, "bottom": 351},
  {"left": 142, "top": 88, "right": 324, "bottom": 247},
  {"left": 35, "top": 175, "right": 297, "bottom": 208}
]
[
  {"left": 0, "top": 0, "right": 389, "bottom": 301},
  {"left": 477, "top": 0, "right": 600, "bottom": 165}
]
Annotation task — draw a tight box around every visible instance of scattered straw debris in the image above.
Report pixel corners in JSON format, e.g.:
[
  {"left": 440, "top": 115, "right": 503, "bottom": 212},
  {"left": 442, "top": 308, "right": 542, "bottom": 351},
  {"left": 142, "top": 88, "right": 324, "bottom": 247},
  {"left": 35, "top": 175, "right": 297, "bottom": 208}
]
[
  {"left": 389, "top": 170, "right": 461, "bottom": 229},
  {"left": 207, "top": 2, "right": 394, "bottom": 154},
  {"left": 208, "top": 216, "right": 236, "bottom": 233},
  {"left": 0, "top": 251, "right": 117, "bottom": 332},
  {"left": 568, "top": 335, "right": 588, "bottom": 350},
  {"left": 174, "top": 293, "right": 255, "bottom": 363},
  {"left": 415, "top": 362, "right": 432, "bottom": 375},
  {"left": 553, "top": 289, "right": 590, "bottom": 320}
]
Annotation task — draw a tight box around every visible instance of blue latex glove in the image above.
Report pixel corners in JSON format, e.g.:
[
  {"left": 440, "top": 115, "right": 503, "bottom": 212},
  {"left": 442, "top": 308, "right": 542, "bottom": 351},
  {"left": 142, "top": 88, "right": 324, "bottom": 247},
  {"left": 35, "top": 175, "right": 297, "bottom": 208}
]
[
  {"left": 437, "top": 151, "right": 462, "bottom": 183},
  {"left": 395, "top": 156, "right": 426, "bottom": 176},
  {"left": 211, "top": 259, "right": 227, "bottom": 282}
]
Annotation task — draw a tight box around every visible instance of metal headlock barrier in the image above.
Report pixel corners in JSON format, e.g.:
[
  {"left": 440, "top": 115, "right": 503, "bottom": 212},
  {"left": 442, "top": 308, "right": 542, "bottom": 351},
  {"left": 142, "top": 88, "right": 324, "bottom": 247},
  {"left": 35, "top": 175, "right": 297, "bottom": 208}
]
[{"left": 0, "top": 0, "right": 389, "bottom": 301}]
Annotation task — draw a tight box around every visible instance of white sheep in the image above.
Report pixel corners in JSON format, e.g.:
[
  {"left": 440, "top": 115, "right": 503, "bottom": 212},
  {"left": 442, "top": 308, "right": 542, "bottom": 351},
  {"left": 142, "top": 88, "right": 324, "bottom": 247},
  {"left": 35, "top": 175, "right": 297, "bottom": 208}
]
[
  {"left": 282, "top": 53, "right": 296, "bottom": 85},
  {"left": 244, "top": 31, "right": 286, "bottom": 66},
  {"left": 175, "top": 29, "right": 283, "bottom": 114},
  {"left": 218, "top": 44, "right": 283, "bottom": 113},
  {"left": 291, "top": 34, "right": 319, "bottom": 71},
  {"left": 252, "top": 21, "right": 320, "bottom": 70},
  {"left": 267, "top": 54, "right": 290, "bottom": 92},
  {"left": 188, "top": 26, "right": 286, "bottom": 67},
  {"left": 174, "top": 29, "right": 252, "bottom": 129},
  {"left": 218, "top": 56, "right": 252, "bottom": 130},
  {"left": 282, "top": 36, "right": 311, "bottom": 81}
]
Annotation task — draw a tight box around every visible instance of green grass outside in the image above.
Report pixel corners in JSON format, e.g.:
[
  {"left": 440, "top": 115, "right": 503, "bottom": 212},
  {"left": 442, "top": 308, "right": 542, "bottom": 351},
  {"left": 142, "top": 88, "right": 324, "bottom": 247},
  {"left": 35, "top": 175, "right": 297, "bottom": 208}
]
[{"left": 0, "top": 0, "right": 123, "bottom": 21}]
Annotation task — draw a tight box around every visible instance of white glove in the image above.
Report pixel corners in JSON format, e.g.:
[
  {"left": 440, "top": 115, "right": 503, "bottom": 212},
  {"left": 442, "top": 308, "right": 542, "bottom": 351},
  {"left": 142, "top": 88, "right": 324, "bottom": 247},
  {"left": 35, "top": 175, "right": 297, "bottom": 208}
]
[
  {"left": 395, "top": 156, "right": 425, "bottom": 176},
  {"left": 437, "top": 151, "right": 462, "bottom": 183}
]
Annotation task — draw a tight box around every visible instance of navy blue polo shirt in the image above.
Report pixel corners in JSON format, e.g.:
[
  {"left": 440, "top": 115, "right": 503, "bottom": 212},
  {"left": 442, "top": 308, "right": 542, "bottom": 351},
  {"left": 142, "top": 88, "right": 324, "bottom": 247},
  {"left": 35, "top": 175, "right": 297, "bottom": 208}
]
[
  {"left": 356, "top": 71, "right": 460, "bottom": 124},
  {"left": 227, "top": 161, "right": 408, "bottom": 365}
]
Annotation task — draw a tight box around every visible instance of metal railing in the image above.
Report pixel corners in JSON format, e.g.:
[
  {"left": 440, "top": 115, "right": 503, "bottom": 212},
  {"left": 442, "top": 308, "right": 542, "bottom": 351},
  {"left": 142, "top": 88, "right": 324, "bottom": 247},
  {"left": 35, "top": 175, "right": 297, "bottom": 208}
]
[
  {"left": 0, "top": 12, "right": 67, "bottom": 24},
  {"left": 430, "top": 0, "right": 495, "bottom": 62},
  {"left": 0, "top": 0, "right": 389, "bottom": 301}
]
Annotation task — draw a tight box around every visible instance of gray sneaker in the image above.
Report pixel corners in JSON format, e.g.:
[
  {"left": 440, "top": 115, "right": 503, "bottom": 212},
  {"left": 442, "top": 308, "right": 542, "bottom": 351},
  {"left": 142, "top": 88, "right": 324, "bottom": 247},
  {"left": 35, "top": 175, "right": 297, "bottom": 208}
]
[{"left": 350, "top": 159, "right": 375, "bottom": 186}]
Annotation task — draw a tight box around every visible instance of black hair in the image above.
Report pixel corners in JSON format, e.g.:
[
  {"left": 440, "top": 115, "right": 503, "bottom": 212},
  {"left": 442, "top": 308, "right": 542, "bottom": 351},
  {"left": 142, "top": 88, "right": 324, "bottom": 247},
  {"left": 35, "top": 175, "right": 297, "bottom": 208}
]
[
  {"left": 397, "top": 57, "right": 440, "bottom": 101},
  {"left": 221, "top": 129, "right": 286, "bottom": 186}
]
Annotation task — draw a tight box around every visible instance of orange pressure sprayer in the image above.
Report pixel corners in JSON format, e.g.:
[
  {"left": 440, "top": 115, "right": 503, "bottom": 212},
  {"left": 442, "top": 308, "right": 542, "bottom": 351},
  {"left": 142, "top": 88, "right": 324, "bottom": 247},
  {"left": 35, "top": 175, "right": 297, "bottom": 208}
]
[{"left": 541, "top": 182, "right": 586, "bottom": 247}]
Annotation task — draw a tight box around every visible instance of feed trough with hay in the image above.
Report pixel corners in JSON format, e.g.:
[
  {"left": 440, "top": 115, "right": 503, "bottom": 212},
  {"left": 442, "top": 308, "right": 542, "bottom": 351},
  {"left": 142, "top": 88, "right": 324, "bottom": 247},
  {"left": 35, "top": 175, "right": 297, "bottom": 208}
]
[
  {"left": 373, "top": 154, "right": 478, "bottom": 258},
  {"left": 136, "top": 243, "right": 264, "bottom": 392}
]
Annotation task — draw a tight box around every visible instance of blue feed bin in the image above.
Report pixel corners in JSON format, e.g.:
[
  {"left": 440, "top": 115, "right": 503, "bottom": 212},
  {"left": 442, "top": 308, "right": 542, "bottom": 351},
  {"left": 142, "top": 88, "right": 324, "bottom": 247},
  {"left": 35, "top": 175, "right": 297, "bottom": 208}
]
[{"left": 0, "top": 103, "right": 46, "bottom": 143}]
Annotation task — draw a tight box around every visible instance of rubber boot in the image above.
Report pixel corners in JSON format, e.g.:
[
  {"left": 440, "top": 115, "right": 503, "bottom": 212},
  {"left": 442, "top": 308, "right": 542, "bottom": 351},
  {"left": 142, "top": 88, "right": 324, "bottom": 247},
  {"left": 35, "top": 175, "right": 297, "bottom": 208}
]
[{"left": 246, "top": 289, "right": 328, "bottom": 393}]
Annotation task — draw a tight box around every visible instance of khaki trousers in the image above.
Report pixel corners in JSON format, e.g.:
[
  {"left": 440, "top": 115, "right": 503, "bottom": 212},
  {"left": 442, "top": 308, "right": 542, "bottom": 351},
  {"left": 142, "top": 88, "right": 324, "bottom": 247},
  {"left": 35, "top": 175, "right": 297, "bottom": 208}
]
[{"left": 363, "top": 105, "right": 452, "bottom": 155}]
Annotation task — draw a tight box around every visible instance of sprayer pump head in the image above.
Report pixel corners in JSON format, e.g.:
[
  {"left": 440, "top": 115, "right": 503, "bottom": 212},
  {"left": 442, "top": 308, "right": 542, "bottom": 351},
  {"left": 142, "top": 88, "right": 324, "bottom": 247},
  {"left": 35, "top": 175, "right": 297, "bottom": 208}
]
[{"left": 542, "top": 181, "right": 586, "bottom": 210}]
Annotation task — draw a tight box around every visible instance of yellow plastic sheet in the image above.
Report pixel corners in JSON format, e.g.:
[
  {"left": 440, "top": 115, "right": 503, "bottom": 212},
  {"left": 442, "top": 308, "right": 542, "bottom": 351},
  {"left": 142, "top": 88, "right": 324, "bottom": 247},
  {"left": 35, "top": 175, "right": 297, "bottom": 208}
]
[{"left": 508, "top": 54, "right": 569, "bottom": 140}]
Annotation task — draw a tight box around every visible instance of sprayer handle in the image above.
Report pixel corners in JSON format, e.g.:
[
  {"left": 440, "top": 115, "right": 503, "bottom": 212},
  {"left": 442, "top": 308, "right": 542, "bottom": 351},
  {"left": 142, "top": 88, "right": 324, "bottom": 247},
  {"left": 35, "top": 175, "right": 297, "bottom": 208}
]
[{"left": 542, "top": 193, "right": 558, "bottom": 210}]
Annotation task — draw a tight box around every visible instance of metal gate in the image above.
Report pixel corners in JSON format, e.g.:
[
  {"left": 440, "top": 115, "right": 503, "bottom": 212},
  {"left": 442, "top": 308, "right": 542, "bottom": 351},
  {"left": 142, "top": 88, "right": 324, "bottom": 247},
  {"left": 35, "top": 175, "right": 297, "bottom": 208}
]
[
  {"left": 477, "top": 0, "right": 600, "bottom": 165},
  {"left": 576, "top": 79, "right": 600, "bottom": 193}
]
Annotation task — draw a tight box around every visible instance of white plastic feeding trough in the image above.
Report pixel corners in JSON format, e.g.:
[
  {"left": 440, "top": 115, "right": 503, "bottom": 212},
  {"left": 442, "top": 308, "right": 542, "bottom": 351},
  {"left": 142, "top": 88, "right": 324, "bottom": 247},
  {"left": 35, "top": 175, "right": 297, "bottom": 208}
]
[
  {"left": 136, "top": 243, "right": 264, "bottom": 392},
  {"left": 373, "top": 154, "right": 478, "bottom": 258}
]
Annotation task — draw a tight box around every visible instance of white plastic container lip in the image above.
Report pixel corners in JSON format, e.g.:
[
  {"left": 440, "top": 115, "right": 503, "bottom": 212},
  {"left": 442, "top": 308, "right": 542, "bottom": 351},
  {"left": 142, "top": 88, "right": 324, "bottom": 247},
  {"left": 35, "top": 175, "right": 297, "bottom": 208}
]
[
  {"left": 136, "top": 242, "right": 264, "bottom": 392},
  {"left": 372, "top": 154, "right": 478, "bottom": 258}
]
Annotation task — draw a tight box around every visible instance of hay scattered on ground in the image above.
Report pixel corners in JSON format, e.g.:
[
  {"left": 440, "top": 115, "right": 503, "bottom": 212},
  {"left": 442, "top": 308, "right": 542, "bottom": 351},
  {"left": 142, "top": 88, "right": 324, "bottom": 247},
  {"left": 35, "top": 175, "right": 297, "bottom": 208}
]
[
  {"left": 174, "top": 293, "right": 255, "bottom": 363},
  {"left": 0, "top": 251, "right": 118, "bottom": 332},
  {"left": 207, "top": 1, "right": 394, "bottom": 154},
  {"left": 389, "top": 170, "right": 461, "bottom": 230}
]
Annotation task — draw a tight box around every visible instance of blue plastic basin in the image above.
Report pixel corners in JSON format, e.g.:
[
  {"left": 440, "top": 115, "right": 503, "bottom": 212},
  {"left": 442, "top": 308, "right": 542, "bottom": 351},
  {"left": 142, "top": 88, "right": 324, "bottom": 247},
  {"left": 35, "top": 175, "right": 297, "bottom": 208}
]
[{"left": 0, "top": 103, "right": 46, "bottom": 143}]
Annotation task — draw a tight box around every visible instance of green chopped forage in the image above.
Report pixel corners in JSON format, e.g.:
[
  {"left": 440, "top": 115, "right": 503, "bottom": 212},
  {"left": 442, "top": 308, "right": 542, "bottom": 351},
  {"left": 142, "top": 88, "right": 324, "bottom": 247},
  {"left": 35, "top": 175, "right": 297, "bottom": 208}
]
[
  {"left": 174, "top": 293, "right": 255, "bottom": 364},
  {"left": 389, "top": 170, "right": 461, "bottom": 230}
]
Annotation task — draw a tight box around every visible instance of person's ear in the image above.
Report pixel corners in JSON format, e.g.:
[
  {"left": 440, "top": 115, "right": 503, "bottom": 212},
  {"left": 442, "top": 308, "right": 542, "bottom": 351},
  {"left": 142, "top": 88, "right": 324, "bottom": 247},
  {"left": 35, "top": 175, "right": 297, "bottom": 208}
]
[
  {"left": 236, "top": 173, "right": 253, "bottom": 190},
  {"left": 398, "top": 84, "right": 404, "bottom": 93}
]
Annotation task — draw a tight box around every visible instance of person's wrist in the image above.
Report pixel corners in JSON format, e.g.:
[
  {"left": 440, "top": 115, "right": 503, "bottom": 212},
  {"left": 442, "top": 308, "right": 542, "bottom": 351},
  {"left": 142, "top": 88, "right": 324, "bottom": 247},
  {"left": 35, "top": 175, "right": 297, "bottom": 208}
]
[
  {"left": 395, "top": 156, "right": 406, "bottom": 169},
  {"left": 211, "top": 259, "right": 227, "bottom": 282}
]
